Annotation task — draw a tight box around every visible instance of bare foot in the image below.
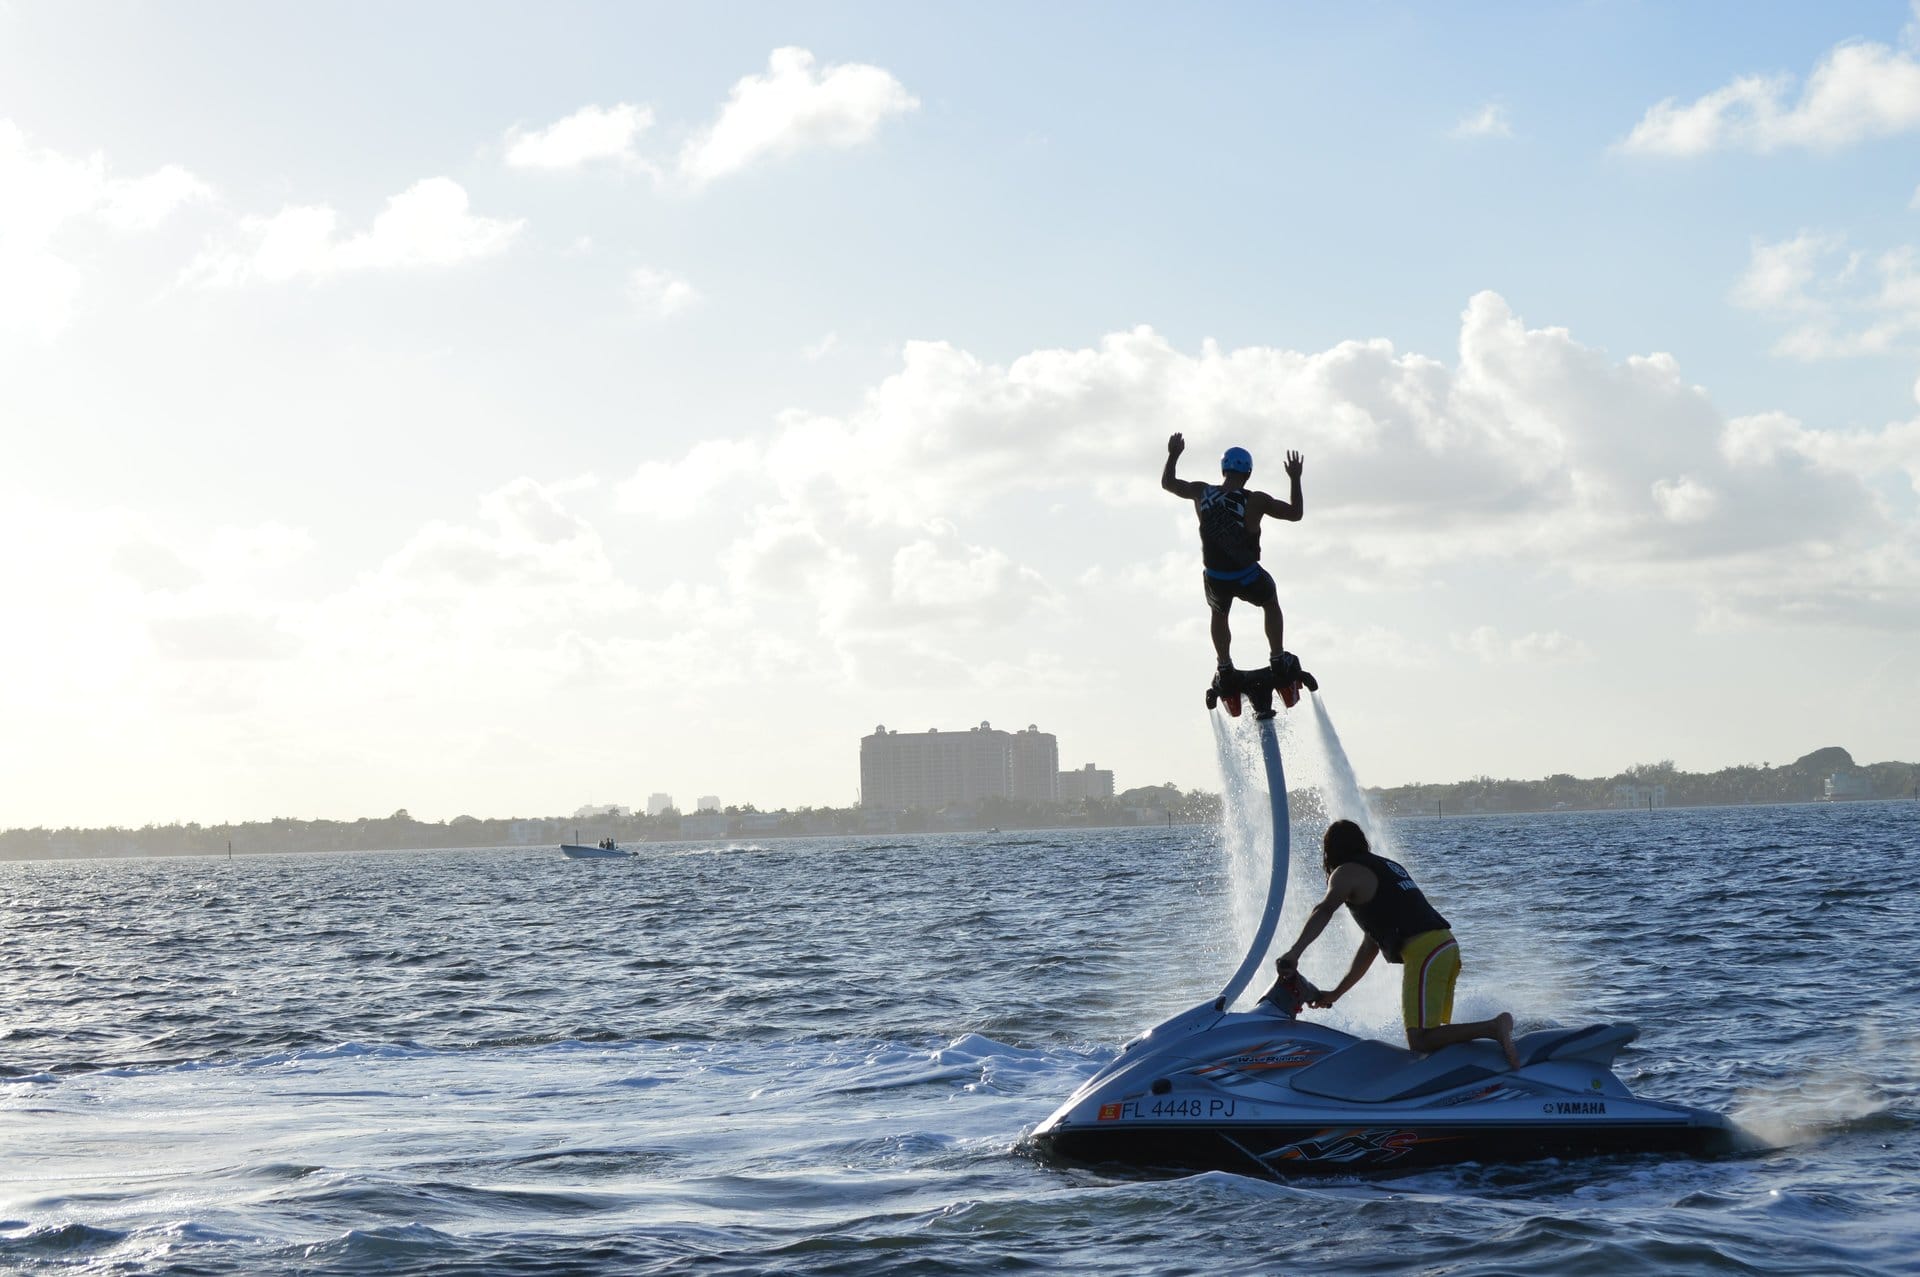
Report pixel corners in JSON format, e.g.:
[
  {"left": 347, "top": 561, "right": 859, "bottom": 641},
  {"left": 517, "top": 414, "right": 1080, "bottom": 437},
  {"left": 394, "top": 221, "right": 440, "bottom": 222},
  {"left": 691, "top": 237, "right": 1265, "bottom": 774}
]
[{"left": 1494, "top": 1011, "right": 1519, "bottom": 1071}]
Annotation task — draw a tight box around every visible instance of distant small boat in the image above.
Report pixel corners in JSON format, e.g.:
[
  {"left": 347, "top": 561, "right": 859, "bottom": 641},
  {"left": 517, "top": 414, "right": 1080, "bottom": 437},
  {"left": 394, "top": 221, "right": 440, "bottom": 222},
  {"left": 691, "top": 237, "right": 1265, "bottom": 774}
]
[{"left": 559, "top": 843, "right": 629, "bottom": 859}]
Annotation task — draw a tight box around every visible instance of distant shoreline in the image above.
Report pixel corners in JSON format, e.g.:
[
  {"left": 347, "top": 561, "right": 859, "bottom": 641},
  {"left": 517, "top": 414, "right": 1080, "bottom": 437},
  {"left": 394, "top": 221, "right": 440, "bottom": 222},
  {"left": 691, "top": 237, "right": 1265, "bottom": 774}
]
[{"left": 3, "top": 794, "right": 1911, "bottom": 864}]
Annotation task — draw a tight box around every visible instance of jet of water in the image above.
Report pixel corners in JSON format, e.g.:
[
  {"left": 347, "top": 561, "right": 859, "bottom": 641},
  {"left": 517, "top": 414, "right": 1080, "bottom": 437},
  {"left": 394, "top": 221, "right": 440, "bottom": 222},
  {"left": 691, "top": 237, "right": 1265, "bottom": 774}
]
[{"left": 1209, "top": 692, "right": 1407, "bottom": 1030}]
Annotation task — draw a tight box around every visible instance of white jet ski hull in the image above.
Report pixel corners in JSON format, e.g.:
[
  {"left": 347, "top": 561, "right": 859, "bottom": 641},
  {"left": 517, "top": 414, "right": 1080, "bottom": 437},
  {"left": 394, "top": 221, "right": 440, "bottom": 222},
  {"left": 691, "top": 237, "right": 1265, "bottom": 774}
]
[{"left": 1032, "top": 1002, "right": 1740, "bottom": 1176}]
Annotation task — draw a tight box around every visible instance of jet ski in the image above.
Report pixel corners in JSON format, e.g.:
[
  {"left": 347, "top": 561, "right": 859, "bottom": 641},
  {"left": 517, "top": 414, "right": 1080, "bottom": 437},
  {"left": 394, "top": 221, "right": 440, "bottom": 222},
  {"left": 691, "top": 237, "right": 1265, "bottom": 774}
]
[{"left": 1029, "top": 670, "right": 1740, "bottom": 1176}]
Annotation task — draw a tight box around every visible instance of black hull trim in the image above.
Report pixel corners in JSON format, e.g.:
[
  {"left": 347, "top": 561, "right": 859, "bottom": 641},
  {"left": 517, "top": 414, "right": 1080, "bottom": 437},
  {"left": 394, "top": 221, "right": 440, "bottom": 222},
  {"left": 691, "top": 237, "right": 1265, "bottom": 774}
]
[{"left": 1032, "top": 1120, "right": 1739, "bottom": 1177}]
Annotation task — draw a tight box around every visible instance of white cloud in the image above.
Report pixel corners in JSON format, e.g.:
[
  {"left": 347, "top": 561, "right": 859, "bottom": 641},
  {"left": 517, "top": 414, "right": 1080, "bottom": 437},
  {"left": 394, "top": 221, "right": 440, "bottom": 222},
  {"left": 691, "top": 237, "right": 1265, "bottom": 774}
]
[
  {"left": 1732, "top": 231, "right": 1849, "bottom": 311},
  {"left": 184, "top": 177, "right": 521, "bottom": 286},
  {"left": 1724, "top": 410, "right": 1920, "bottom": 494},
  {"left": 1294, "top": 619, "right": 1436, "bottom": 669},
  {"left": 1651, "top": 475, "right": 1719, "bottom": 523},
  {"left": 380, "top": 476, "right": 613, "bottom": 593},
  {"left": 505, "top": 102, "right": 654, "bottom": 171},
  {"left": 12, "top": 299, "right": 1919, "bottom": 825},
  {"left": 1734, "top": 231, "right": 1920, "bottom": 358},
  {"left": 678, "top": 47, "right": 918, "bottom": 186},
  {"left": 111, "top": 538, "right": 202, "bottom": 592},
  {"left": 889, "top": 528, "right": 1050, "bottom": 623},
  {"left": 631, "top": 265, "right": 698, "bottom": 316},
  {"left": 1620, "top": 28, "right": 1920, "bottom": 155},
  {"left": 617, "top": 291, "right": 1920, "bottom": 636},
  {"left": 1450, "top": 103, "right": 1513, "bottom": 140},
  {"left": 149, "top": 612, "right": 301, "bottom": 662},
  {"left": 0, "top": 119, "right": 212, "bottom": 338},
  {"left": 1454, "top": 626, "right": 1591, "bottom": 664},
  {"left": 617, "top": 438, "right": 762, "bottom": 518}
]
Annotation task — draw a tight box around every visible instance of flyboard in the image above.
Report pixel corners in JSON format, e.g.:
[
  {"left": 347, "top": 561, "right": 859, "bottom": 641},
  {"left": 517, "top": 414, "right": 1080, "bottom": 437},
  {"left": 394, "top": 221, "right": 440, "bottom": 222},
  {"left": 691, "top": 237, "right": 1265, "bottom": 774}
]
[
  {"left": 1028, "top": 654, "right": 1739, "bottom": 1176},
  {"left": 1205, "top": 659, "right": 1319, "bottom": 719}
]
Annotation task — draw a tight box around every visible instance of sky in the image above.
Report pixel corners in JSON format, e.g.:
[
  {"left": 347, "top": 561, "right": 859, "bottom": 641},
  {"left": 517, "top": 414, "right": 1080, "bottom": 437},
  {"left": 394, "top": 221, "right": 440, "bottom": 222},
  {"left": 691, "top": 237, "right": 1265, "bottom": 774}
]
[{"left": 3, "top": 1, "right": 1918, "bottom": 827}]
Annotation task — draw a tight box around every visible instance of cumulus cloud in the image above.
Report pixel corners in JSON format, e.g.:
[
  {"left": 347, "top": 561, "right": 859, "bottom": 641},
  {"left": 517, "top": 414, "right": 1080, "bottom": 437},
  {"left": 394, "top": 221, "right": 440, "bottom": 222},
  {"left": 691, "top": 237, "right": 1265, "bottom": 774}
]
[
  {"left": 149, "top": 612, "right": 302, "bottom": 661},
  {"left": 111, "top": 538, "right": 203, "bottom": 593},
  {"left": 1734, "top": 231, "right": 1920, "bottom": 358},
  {"left": 617, "top": 291, "right": 1920, "bottom": 634},
  {"left": 631, "top": 265, "right": 698, "bottom": 316},
  {"left": 1450, "top": 103, "right": 1514, "bottom": 140},
  {"left": 1620, "top": 24, "right": 1920, "bottom": 155},
  {"left": 184, "top": 177, "right": 521, "bottom": 286},
  {"left": 13, "top": 299, "right": 1920, "bottom": 824},
  {"left": 505, "top": 102, "right": 654, "bottom": 171},
  {"left": 1723, "top": 409, "right": 1920, "bottom": 495},
  {"left": 678, "top": 47, "right": 918, "bottom": 186},
  {"left": 888, "top": 525, "right": 1051, "bottom": 625},
  {"left": 618, "top": 438, "right": 762, "bottom": 518},
  {"left": 0, "top": 120, "right": 212, "bottom": 338},
  {"left": 1651, "top": 475, "right": 1719, "bottom": 523},
  {"left": 379, "top": 476, "right": 615, "bottom": 593},
  {"left": 1453, "top": 626, "right": 1592, "bottom": 664}
]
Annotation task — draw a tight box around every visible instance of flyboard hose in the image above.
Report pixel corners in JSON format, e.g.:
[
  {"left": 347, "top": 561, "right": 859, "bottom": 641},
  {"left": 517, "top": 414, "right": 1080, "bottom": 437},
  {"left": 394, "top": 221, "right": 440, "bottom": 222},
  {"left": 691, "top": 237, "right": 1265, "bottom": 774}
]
[{"left": 1213, "top": 714, "right": 1288, "bottom": 1008}]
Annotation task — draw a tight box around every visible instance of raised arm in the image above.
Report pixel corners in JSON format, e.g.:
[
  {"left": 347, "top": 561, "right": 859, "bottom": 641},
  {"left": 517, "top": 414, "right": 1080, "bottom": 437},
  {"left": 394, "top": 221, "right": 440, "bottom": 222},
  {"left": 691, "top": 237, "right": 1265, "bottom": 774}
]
[
  {"left": 1162, "top": 432, "right": 1202, "bottom": 499},
  {"left": 1257, "top": 451, "right": 1304, "bottom": 521}
]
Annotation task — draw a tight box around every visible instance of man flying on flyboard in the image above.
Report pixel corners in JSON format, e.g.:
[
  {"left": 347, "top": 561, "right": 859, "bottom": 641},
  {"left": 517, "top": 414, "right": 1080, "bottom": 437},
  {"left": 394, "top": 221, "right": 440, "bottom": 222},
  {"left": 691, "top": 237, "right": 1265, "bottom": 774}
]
[{"left": 1162, "top": 434, "right": 1310, "bottom": 713}]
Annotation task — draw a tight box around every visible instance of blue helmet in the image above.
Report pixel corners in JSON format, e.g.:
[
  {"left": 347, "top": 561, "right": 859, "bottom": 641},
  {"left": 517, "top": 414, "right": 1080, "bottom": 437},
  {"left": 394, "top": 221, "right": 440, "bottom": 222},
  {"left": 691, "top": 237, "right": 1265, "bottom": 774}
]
[{"left": 1221, "top": 446, "right": 1252, "bottom": 475}]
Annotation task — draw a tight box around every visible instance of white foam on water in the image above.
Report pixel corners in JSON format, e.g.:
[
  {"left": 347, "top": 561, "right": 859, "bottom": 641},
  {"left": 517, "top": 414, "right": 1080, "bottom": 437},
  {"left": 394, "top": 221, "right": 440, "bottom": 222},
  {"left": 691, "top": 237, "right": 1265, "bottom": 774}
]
[{"left": 1730, "top": 1019, "right": 1910, "bottom": 1148}]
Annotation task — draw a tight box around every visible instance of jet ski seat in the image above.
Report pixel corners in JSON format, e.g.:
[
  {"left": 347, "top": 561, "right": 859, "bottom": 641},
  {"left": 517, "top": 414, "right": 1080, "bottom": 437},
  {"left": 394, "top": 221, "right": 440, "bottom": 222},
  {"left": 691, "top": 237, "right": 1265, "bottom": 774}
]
[{"left": 1288, "top": 1023, "right": 1640, "bottom": 1104}]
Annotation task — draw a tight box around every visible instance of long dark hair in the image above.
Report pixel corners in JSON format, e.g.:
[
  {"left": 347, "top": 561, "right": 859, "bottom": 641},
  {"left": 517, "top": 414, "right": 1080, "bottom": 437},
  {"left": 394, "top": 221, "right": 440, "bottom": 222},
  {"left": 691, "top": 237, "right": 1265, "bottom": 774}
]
[{"left": 1322, "top": 819, "right": 1371, "bottom": 876}]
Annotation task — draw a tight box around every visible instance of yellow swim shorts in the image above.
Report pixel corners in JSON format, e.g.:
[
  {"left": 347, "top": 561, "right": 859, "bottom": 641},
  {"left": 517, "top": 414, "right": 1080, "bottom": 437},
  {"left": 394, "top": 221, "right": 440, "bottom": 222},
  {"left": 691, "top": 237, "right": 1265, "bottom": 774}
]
[{"left": 1400, "top": 928, "right": 1460, "bottom": 1031}]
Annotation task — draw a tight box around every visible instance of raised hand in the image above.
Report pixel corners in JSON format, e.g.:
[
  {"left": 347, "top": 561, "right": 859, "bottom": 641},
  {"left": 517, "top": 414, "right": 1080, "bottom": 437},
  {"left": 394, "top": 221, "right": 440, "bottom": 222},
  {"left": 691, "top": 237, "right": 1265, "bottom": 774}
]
[
  {"left": 1284, "top": 450, "right": 1304, "bottom": 480},
  {"left": 1168, "top": 432, "right": 1185, "bottom": 456}
]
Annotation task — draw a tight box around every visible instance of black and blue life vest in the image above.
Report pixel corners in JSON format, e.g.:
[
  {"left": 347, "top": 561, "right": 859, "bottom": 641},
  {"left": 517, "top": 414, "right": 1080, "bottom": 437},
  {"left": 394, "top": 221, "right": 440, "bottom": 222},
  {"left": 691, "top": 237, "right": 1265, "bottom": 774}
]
[{"left": 1198, "top": 483, "right": 1261, "bottom": 576}]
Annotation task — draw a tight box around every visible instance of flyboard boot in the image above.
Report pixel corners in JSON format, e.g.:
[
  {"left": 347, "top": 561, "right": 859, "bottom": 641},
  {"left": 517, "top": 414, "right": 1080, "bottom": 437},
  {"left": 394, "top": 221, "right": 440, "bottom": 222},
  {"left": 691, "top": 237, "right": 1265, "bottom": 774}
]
[{"left": 1205, "top": 653, "right": 1318, "bottom": 720}]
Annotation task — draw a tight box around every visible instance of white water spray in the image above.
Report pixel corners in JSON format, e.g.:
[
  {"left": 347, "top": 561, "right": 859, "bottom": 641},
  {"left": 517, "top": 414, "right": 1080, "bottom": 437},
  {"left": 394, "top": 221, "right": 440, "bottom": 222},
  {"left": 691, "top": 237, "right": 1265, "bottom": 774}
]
[
  {"left": 1209, "top": 710, "right": 1275, "bottom": 964},
  {"left": 1305, "top": 693, "right": 1404, "bottom": 862},
  {"left": 1208, "top": 692, "right": 1409, "bottom": 1032}
]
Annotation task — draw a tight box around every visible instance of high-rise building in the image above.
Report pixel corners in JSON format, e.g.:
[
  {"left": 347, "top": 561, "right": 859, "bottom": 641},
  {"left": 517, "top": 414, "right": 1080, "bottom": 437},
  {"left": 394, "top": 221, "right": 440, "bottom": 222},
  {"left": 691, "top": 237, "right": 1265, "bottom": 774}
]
[
  {"left": 1058, "top": 763, "right": 1115, "bottom": 803},
  {"left": 697, "top": 795, "right": 721, "bottom": 812},
  {"left": 860, "top": 721, "right": 1060, "bottom": 811},
  {"left": 647, "top": 792, "right": 674, "bottom": 816},
  {"left": 1010, "top": 725, "right": 1059, "bottom": 803}
]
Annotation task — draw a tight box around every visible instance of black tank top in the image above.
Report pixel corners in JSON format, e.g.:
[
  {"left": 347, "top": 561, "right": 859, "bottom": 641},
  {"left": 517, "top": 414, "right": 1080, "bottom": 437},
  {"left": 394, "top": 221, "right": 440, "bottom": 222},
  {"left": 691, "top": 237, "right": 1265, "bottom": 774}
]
[
  {"left": 1198, "top": 484, "right": 1261, "bottom": 573},
  {"left": 1343, "top": 851, "right": 1449, "bottom": 963}
]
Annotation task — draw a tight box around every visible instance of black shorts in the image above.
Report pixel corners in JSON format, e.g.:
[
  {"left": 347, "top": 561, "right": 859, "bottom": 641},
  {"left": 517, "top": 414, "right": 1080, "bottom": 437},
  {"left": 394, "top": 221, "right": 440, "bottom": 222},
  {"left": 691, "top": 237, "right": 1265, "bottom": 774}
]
[{"left": 1203, "top": 566, "right": 1277, "bottom": 613}]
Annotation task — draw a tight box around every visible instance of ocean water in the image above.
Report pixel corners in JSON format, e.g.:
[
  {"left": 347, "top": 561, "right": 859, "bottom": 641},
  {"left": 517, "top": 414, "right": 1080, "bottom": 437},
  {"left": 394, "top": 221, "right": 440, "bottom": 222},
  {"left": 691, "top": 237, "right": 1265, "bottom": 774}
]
[{"left": 3, "top": 792, "right": 1918, "bottom": 1273}]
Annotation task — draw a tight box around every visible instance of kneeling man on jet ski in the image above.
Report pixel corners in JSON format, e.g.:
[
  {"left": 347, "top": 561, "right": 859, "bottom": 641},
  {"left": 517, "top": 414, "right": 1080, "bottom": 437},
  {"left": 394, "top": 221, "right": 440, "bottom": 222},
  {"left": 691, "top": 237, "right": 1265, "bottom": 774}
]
[{"left": 1277, "top": 820, "right": 1519, "bottom": 1069}]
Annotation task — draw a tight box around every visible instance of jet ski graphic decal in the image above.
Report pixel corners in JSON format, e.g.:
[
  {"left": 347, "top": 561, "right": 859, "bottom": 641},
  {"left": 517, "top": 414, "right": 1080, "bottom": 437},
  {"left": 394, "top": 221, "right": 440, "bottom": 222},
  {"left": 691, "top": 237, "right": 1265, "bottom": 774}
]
[{"left": 1267, "top": 1128, "right": 1429, "bottom": 1166}]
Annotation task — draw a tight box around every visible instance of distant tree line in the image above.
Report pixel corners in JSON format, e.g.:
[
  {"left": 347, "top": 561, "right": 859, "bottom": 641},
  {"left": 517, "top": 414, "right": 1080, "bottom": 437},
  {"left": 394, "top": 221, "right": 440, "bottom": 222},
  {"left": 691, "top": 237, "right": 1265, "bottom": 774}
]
[
  {"left": 5, "top": 749, "right": 1908, "bottom": 861},
  {"left": 1365, "top": 747, "right": 1917, "bottom": 816},
  {"left": 0, "top": 785, "right": 1223, "bottom": 862}
]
